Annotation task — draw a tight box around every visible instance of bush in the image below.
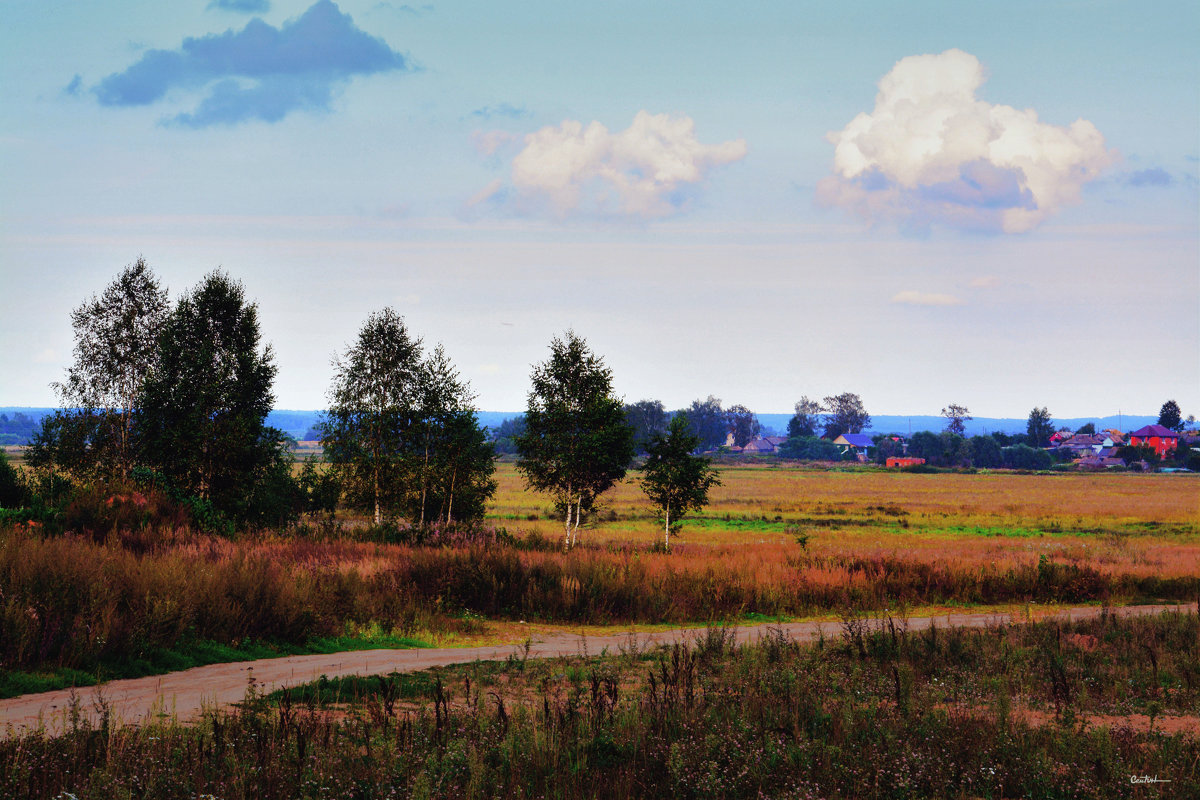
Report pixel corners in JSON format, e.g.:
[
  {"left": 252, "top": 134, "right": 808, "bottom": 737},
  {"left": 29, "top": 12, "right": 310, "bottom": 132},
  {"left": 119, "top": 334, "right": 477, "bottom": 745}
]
[{"left": 0, "top": 452, "right": 23, "bottom": 509}]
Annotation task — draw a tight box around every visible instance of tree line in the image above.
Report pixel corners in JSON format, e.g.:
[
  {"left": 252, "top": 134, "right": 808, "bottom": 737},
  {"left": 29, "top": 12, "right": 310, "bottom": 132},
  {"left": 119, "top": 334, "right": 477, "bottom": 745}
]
[{"left": 20, "top": 260, "right": 498, "bottom": 531}]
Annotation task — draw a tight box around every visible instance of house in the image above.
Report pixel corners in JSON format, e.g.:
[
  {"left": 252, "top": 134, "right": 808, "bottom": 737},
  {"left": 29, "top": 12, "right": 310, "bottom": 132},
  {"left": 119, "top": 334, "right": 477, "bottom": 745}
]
[
  {"left": 833, "top": 433, "right": 873, "bottom": 459},
  {"left": 741, "top": 435, "right": 788, "bottom": 455},
  {"left": 1128, "top": 424, "right": 1180, "bottom": 458},
  {"left": 886, "top": 456, "right": 925, "bottom": 468},
  {"left": 1077, "top": 455, "right": 1125, "bottom": 470}
]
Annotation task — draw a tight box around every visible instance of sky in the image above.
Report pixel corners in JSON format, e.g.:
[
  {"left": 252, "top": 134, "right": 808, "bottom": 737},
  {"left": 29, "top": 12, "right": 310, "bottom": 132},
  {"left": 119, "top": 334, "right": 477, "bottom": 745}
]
[{"left": 2, "top": 0, "right": 1197, "bottom": 419}]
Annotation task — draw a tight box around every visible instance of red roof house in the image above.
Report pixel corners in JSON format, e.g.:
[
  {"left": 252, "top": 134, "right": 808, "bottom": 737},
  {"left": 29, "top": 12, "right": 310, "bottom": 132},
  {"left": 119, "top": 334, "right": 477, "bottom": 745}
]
[{"left": 1128, "top": 424, "right": 1179, "bottom": 458}]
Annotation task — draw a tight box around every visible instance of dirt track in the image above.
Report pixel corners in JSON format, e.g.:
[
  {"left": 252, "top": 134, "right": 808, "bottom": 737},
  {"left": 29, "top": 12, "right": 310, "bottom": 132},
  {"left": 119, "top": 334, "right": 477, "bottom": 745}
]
[{"left": 1, "top": 604, "right": 1188, "bottom": 736}]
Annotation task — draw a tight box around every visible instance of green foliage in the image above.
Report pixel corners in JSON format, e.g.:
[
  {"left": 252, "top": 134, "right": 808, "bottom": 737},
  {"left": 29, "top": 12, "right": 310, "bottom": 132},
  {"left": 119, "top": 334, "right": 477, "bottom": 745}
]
[
  {"left": 969, "top": 434, "right": 1003, "bottom": 468},
  {"left": 776, "top": 435, "right": 840, "bottom": 460},
  {"left": 724, "top": 403, "right": 760, "bottom": 447},
  {"left": 1026, "top": 406, "right": 1054, "bottom": 447},
  {"left": 1158, "top": 399, "right": 1183, "bottom": 432},
  {"left": 0, "top": 451, "right": 24, "bottom": 509},
  {"left": 516, "top": 331, "right": 634, "bottom": 548},
  {"left": 821, "top": 392, "right": 870, "bottom": 439},
  {"left": 1075, "top": 422, "right": 1096, "bottom": 435},
  {"left": 39, "top": 258, "right": 170, "bottom": 481},
  {"left": 1003, "top": 443, "right": 1053, "bottom": 470},
  {"left": 624, "top": 399, "right": 668, "bottom": 454},
  {"left": 640, "top": 415, "right": 721, "bottom": 546},
  {"left": 324, "top": 313, "right": 495, "bottom": 526},
  {"left": 135, "top": 271, "right": 292, "bottom": 524},
  {"left": 681, "top": 395, "right": 727, "bottom": 451},
  {"left": 490, "top": 414, "right": 526, "bottom": 456},
  {"left": 296, "top": 457, "right": 340, "bottom": 518},
  {"left": 787, "top": 396, "right": 821, "bottom": 439}
]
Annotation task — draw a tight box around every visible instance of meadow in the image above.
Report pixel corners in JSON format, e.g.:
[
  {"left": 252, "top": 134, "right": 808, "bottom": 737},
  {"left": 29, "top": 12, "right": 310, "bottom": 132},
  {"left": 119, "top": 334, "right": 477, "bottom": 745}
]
[
  {"left": 2, "top": 464, "right": 1197, "bottom": 695},
  {"left": 3, "top": 609, "right": 1196, "bottom": 799}
]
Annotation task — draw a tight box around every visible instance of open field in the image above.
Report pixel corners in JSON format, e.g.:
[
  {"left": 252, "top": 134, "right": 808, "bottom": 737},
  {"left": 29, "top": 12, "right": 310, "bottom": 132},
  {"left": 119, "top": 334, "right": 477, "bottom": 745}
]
[
  {"left": 3, "top": 608, "right": 1196, "bottom": 799},
  {"left": 2, "top": 465, "right": 1197, "bottom": 695}
]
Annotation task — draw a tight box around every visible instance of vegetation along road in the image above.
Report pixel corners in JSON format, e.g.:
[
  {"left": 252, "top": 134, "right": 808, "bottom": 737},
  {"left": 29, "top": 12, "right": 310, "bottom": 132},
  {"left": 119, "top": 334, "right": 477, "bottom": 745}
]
[{"left": 2, "top": 603, "right": 1186, "bottom": 737}]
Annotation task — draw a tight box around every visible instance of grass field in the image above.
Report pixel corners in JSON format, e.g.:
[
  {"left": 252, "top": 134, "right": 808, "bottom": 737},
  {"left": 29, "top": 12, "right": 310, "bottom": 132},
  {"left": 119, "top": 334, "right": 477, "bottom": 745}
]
[{"left": 3, "top": 464, "right": 1197, "bottom": 696}]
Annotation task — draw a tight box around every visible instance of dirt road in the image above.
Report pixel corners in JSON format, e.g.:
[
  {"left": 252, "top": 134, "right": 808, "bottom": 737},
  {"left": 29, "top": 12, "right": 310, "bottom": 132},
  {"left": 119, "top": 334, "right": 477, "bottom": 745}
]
[{"left": 1, "top": 603, "right": 1188, "bottom": 736}]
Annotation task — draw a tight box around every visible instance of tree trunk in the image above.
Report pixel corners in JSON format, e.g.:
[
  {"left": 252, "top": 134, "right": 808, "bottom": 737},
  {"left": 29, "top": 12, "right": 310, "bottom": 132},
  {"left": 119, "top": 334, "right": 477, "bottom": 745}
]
[
  {"left": 373, "top": 463, "right": 382, "bottom": 526},
  {"left": 419, "top": 440, "right": 429, "bottom": 527},
  {"left": 445, "top": 463, "right": 457, "bottom": 525},
  {"left": 664, "top": 507, "right": 670, "bottom": 550}
]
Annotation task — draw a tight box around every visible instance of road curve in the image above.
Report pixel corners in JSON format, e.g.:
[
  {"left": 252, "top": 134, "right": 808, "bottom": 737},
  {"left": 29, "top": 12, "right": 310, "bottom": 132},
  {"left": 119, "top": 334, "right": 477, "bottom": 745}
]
[{"left": 1, "top": 603, "right": 1189, "bottom": 737}]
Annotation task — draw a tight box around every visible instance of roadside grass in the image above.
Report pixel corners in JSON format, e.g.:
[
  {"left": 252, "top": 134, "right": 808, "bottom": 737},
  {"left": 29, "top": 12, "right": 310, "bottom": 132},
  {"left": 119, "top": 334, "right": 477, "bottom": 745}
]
[
  {"left": 0, "top": 630, "right": 432, "bottom": 700},
  {"left": 6, "top": 610, "right": 1197, "bottom": 799}
]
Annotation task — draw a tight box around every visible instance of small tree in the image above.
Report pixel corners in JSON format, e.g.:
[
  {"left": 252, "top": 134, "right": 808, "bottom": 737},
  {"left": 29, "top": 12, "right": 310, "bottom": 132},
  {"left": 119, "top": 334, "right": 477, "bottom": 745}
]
[
  {"left": 724, "top": 404, "right": 760, "bottom": 447},
  {"left": 941, "top": 404, "right": 972, "bottom": 436},
  {"left": 822, "top": 393, "right": 870, "bottom": 439},
  {"left": 1026, "top": 407, "right": 1054, "bottom": 448},
  {"left": 787, "top": 396, "right": 822, "bottom": 439},
  {"left": 640, "top": 415, "right": 721, "bottom": 549},
  {"left": 516, "top": 331, "right": 634, "bottom": 550},
  {"left": 1158, "top": 400, "right": 1183, "bottom": 432}
]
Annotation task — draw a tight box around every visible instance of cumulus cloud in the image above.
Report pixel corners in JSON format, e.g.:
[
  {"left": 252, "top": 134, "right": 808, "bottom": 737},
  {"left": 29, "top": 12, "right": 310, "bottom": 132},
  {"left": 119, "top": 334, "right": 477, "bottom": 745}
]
[
  {"left": 91, "top": 0, "right": 407, "bottom": 127},
  {"left": 818, "top": 49, "right": 1116, "bottom": 233},
  {"left": 498, "top": 111, "right": 746, "bottom": 218},
  {"left": 890, "top": 290, "right": 963, "bottom": 306},
  {"left": 208, "top": 0, "right": 270, "bottom": 12}
]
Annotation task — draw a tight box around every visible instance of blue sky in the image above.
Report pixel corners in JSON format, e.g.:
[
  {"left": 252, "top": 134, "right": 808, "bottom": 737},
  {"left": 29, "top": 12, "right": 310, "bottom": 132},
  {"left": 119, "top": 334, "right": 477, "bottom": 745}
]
[{"left": 2, "top": 0, "right": 1196, "bottom": 418}]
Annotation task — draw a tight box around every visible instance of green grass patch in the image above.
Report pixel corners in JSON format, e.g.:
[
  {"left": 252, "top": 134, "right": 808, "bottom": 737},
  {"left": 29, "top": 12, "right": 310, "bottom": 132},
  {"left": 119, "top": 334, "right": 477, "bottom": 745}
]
[{"left": 0, "top": 631, "right": 432, "bottom": 699}]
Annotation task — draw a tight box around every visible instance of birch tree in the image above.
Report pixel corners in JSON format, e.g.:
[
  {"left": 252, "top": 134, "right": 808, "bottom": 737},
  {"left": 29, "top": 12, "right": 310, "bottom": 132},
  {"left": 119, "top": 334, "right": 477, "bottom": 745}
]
[
  {"left": 640, "top": 415, "right": 720, "bottom": 549},
  {"left": 516, "top": 331, "right": 634, "bottom": 550},
  {"left": 32, "top": 257, "right": 168, "bottom": 480},
  {"left": 323, "top": 308, "right": 423, "bottom": 525}
]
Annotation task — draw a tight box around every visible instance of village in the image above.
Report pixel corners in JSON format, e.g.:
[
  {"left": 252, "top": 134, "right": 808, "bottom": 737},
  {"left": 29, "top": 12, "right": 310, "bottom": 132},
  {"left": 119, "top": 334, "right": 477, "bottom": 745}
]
[{"left": 720, "top": 423, "right": 1200, "bottom": 471}]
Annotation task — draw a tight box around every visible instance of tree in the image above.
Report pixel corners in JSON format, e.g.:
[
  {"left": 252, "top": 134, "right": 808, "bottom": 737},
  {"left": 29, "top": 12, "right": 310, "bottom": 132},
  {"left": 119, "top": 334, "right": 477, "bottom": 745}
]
[
  {"left": 0, "top": 451, "right": 24, "bottom": 508},
  {"left": 624, "top": 400, "right": 668, "bottom": 454},
  {"left": 1075, "top": 422, "right": 1096, "bottom": 435},
  {"left": 940, "top": 404, "right": 972, "bottom": 436},
  {"left": 516, "top": 331, "right": 634, "bottom": 550},
  {"left": 1158, "top": 400, "right": 1183, "bottom": 432},
  {"left": 907, "top": 431, "right": 943, "bottom": 463},
  {"left": 32, "top": 258, "right": 169, "bottom": 480},
  {"left": 323, "top": 308, "right": 424, "bottom": 525},
  {"left": 406, "top": 344, "right": 495, "bottom": 525},
  {"left": 136, "top": 271, "right": 291, "bottom": 524},
  {"left": 1026, "top": 407, "right": 1054, "bottom": 448},
  {"left": 681, "top": 396, "right": 727, "bottom": 452},
  {"left": 872, "top": 434, "right": 905, "bottom": 464},
  {"left": 640, "top": 415, "right": 720, "bottom": 549},
  {"left": 821, "top": 393, "right": 870, "bottom": 439},
  {"left": 787, "top": 396, "right": 821, "bottom": 439},
  {"left": 777, "top": 436, "right": 841, "bottom": 461},
  {"left": 969, "top": 435, "right": 1003, "bottom": 468},
  {"left": 724, "top": 404, "right": 760, "bottom": 447},
  {"left": 490, "top": 415, "right": 526, "bottom": 456}
]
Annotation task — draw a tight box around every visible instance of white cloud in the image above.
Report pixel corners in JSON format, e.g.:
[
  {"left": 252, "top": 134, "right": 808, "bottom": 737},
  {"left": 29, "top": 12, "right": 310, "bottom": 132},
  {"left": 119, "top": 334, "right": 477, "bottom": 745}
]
[
  {"left": 505, "top": 111, "right": 747, "bottom": 218},
  {"left": 818, "top": 49, "right": 1117, "bottom": 233},
  {"left": 969, "top": 275, "right": 1000, "bottom": 288},
  {"left": 33, "top": 348, "right": 59, "bottom": 364},
  {"left": 891, "top": 290, "right": 963, "bottom": 306}
]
